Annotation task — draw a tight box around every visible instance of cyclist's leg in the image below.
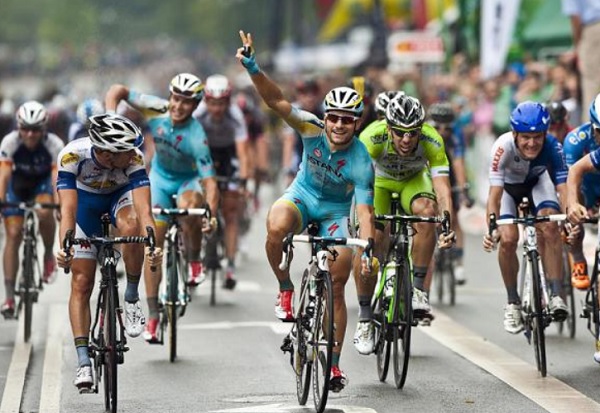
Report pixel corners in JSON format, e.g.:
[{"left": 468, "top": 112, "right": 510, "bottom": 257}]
[
  {"left": 1, "top": 185, "right": 26, "bottom": 317},
  {"left": 569, "top": 182, "right": 599, "bottom": 290},
  {"left": 329, "top": 246, "right": 352, "bottom": 366},
  {"left": 35, "top": 179, "right": 58, "bottom": 282},
  {"left": 221, "top": 189, "right": 242, "bottom": 287},
  {"left": 372, "top": 180, "right": 392, "bottom": 264},
  {"left": 177, "top": 179, "right": 206, "bottom": 286}
]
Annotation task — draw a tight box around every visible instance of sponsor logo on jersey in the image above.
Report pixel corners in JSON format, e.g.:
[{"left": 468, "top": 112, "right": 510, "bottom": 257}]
[
  {"left": 327, "top": 222, "right": 339, "bottom": 236},
  {"left": 132, "top": 153, "right": 144, "bottom": 166},
  {"left": 307, "top": 155, "right": 344, "bottom": 178},
  {"left": 313, "top": 148, "right": 322, "bottom": 158},
  {"left": 369, "top": 133, "right": 386, "bottom": 144},
  {"left": 491, "top": 147, "right": 504, "bottom": 172},
  {"left": 335, "top": 159, "right": 346, "bottom": 173},
  {"left": 60, "top": 152, "right": 80, "bottom": 166}
]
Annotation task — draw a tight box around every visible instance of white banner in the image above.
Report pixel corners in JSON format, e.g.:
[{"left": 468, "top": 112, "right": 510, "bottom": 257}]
[{"left": 480, "top": 0, "right": 521, "bottom": 80}]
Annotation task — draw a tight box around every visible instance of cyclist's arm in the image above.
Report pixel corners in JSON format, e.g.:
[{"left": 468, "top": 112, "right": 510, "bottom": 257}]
[
  {"left": 236, "top": 139, "right": 250, "bottom": 183},
  {"left": 0, "top": 162, "right": 12, "bottom": 202},
  {"left": 355, "top": 203, "right": 375, "bottom": 242},
  {"left": 105, "top": 84, "right": 130, "bottom": 112},
  {"left": 556, "top": 183, "right": 568, "bottom": 213},
  {"left": 51, "top": 165, "right": 60, "bottom": 204},
  {"left": 432, "top": 175, "right": 453, "bottom": 221},
  {"left": 131, "top": 185, "right": 156, "bottom": 236},
  {"left": 245, "top": 71, "right": 292, "bottom": 121},
  {"left": 486, "top": 185, "right": 504, "bottom": 221},
  {"left": 143, "top": 133, "right": 155, "bottom": 174},
  {"left": 566, "top": 154, "right": 595, "bottom": 210},
  {"left": 201, "top": 176, "right": 219, "bottom": 217},
  {"left": 57, "top": 188, "right": 77, "bottom": 243}
]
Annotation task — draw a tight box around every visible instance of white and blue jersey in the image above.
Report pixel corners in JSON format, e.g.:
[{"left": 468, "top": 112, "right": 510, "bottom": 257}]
[
  {"left": 563, "top": 122, "right": 600, "bottom": 208},
  {"left": 56, "top": 138, "right": 149, "bottom": 258},
  {"left": 279, "top": 107, "right": 374, "bottom": 237},
  {"left": 127, "top": 90, "right": 215, "bottom": 219}
]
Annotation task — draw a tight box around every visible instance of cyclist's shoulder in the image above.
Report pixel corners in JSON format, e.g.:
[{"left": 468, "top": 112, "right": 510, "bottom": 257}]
[
  {"left": 58, "top": 139, "right": 91, "bottom": 169},
  {"left": 419, "top": 123, "right": 445, "bottom": 149}
]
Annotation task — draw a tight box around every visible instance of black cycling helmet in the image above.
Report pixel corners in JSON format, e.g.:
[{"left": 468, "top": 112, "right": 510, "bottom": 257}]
[
  {"left": 428, "top": 102, "right": 455, "bottom": 124},
  {"left": 546, "top": 101, "right": 567, "bottom": 124}
]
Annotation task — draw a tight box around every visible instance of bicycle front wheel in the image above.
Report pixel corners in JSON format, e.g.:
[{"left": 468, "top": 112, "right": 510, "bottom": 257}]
[
  {"left": 167, "top": 246, "right": 179, "bottom": 363},
  {"left": 103, "top": 285, "right": 118, "bottom": 413},
  {"left": 393, "top": 260, "right": 412, "bottom": 389},
  {"left": 530, "top": 252, "right": 547, "bottom": 377},
  {"left": 295, "top": 270, "right": 311, "bottom": 405},
  {"left": 22, "top": 239, "right": 36, "bottom": 343},
  {"left": 372, "top": 284, "right": 390, "bottom": 382},
  {"left": 311, "top": 273, "right": 334, "bottom": 413}
]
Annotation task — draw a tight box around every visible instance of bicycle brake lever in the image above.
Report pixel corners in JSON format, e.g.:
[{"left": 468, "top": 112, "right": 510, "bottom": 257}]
[
  {"left": 63, "top": 229, "right": 74, "bottom": 274},
  {"left": 146, "top": 226, "right": 157, "bottom": 272}
]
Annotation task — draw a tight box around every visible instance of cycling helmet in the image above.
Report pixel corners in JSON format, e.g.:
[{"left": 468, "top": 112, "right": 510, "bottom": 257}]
[
  {"left": 76, "top": 98, "right": 104, "bottom": 125},
  {"left": 204, "top": 74, "right": 232, "bottom": 99},
  {"left": 546, "top": 101, "right": 567, "bottom": 124},
  {"left": 324, "top": 87, "right": 364, "bottom": 117},
  {"left": 589, "top": 94, "right": 600, "bottom": 128},
  {"left": 510, "top": 101, "right": 550, "bottom": 133},
  {"left": 385, "top": 95, "right": 425, "bottom": 130},
  {"left": 17, "top": 101, "right": 48, "bottom": 128},
  {"left": 88, "top": 113, "right": 143, "bottom": 152},
  {"left": 375, "top": 91, "right": 404, "bottom": 117},
  {"left": 169, "top": 73, "right": 204, "bottom": 101},
  {"left": 346, "top": 76, "right": 374, "bottom": 101},
  {"left": 428, "top": 102, "right": 456, "bottom": 124}
]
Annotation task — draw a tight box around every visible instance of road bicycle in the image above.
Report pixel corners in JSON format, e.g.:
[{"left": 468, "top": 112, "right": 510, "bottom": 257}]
[
  {"left": 279, "top": 223, "right": 371, "bottom": 413},
  {"left": 489, "top": 199, "right": 565, "bottom": 377},
  {"left": 63, "top": 215, "right": 155, "bottom": 413},
  {"left": 372, "top": 193, "right": 450, "bottom": 388},
  {"left": 557, "top": 243, "right": 576, "bottom": 338},
  {"left": 203, "top": 210, "right": 225, "bottom": 306},
  {"left": 152, "top": 205, "right": 209, "bottom": 362},
  {"left": 579, "top": 217, "right": 600, "bottom": 358},
  {"left": 0, "top": 201, "right": 59, "bottom": 342}
]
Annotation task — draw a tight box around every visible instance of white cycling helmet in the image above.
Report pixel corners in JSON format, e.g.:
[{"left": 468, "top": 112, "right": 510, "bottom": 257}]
[
  {"left": 169, "top": 73, "right": 204, "bottom": 101},
  {"left": 88, "top": 113, "right": 143, "bottom": 152},
  {"left": 17, "top": 100, "right": 48, "bottom": 128},
  {"left": 375, "top": 91, "right": 404, "bottom": 118},
  {"left": 205, "top": 74, "right": 232, "bottom": 99},
  {"left": 323, "top": 86, "right": 364, "bottom": 117},
  {"left": 386, "top": 95, "right": 425, "bottom": 130},
  {"left": 76, "top": 98, "right": 104, "bottom": 125}
]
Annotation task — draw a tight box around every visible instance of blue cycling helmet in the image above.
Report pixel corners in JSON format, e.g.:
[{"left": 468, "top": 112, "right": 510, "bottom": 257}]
[
  {"left": 510, "top": 101, "right": 550, "bottom": 133},
  {"left": 589, "top": 94, "right": 600, "bottom": 128}
]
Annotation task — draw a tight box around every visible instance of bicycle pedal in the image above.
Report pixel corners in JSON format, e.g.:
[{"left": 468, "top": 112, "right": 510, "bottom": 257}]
[{"left": 77, "top": 384, "right": 94, "bottom": 394}]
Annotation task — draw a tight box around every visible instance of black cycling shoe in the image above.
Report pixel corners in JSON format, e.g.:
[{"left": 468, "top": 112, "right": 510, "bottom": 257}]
[{"left": 223, "top": 277, "right": 237, "bottom": 290}]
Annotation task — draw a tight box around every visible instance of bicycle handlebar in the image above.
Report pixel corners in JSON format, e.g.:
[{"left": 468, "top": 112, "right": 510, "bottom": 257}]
[
  {"left": 152, "top": 207, "right": 210, "bottom": 217},
  {"left": 488, "top": 213, "right": 566, "bottom": 232},
  {"left": 278, "top": 234, "right": 371, "bottom": 271}
]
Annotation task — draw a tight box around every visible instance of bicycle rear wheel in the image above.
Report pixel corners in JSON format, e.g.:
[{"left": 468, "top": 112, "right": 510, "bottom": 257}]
[
  {"left": 311, "top": 273, "right": 334, "bottom": 413},
  {"left": 295, "top": 270, "right": 311, "bottom": 405},
  {"left": 559, "top": 249, "right": 576, "bottom": 338},
  {"left": 167, "top": 246, "right": 179, "bottom": 363},
  {"left": 372, "top": 278, "right": 390, "bottom": 382},
  {"left": 393, "top": 260, "right": 412, "bottom": 389},
  {"left": 530, "top": 252, "right": 547, "bottom": 377},
  {"left": 22, "top": 240, "right": 36, "bottom": 343},
  {"left": 103, "top": 284, "right": 118, "bottom": 413}
]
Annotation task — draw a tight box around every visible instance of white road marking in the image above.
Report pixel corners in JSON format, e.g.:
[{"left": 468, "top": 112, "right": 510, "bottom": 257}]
[
  {"left": 180, "top": 321, "right": 286, "bottom": 331},
  {"left": 39, "top": 304, "right": 67, "bottom": 413},
  {"left": 211, "top": 403, "right": 376, "bottom": 412},
  {"left": 0, "top": 315, "right": 32, "bottom": 413},
  {"left": 422, "top": 309, "right": 600, "bottom": 413}
]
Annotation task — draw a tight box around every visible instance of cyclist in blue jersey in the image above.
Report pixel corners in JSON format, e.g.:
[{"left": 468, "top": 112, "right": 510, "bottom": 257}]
[
  {"left": 563, "top": 94, "right": 600, "bottom": 291},
  {"left": 0, "top": 101, "right": 64, "bottom": 318},
  {"left": 237, "top": 31, "right": 377, "bottom": 392},
  {"left": 105, "top": 73, "right": 219, "bottom": 343},
  {"left": 55, "top": 113, "right": 162, "bottom": 390},
  {"left": 68, "top": 98, "right": 104, "bottom": 142}
]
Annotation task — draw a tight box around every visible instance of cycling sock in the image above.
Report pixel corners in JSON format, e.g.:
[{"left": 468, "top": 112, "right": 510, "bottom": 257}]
[
  {"left": 331, "top": 352, "right": 340, "bottom": 367},
  {"left": 227, "top": 258, "right": 235, "bottom": 268},
  {"left": 187, "top": 251, "right": 201, "bottom": 262},
  {"left": 4, "top": 281, "right": 14, "bottom": 301},
  {"left": 413, "top": 266, "right": 427, "bottom": 291},
  {"left": 147, "top": 296, "right": 159, "bottom": 319},
  {"left": 279, "top": 278, "right": 294, "bottom": 291},
  {"left": 124, "top": 274, "right": 140, "bottom": 303},
  {"left": 75, "top": 337, "right": 91, "bottom": 367},
  {"left": 549, "top": 279, "right": 562, "bottom": 296},
  {"left": 506, "top": 286, "right": 520, "bottom": 304},
  {"left": 358, "top": 295, "right": 372, "bottom": 321}
]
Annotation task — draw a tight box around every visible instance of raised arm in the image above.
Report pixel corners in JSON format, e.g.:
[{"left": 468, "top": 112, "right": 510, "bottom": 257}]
[{"left": 105, "top": 84, "right": 131, "bottom": 112}]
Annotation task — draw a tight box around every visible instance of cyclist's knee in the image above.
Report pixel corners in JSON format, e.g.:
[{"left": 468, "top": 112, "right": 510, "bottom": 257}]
[
  {"left": 4, "top": 223, "right": 22, "bottom": 243},
  {"left": 71, "top": 272, "right": 94, "bottom": 298},
  {"left": 178, "top": 190, "right": 204, "bottom": 208},
  {"left": 116, "top": 216, "right": 140, "bottom": 236}
]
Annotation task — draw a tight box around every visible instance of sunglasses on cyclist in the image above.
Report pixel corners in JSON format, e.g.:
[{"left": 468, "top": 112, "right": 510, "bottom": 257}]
[
  {"left": 391, "top": 127, "right": 421, "bottom": 138},
  {"left": 326, "top": 114, "right": 358, "bottom": 125},
  {"left": 19, "top": 125, "right": 43, "bottom": 133},
  {"left": 171, "top": 86, "right": 197, "bottom": 98}
]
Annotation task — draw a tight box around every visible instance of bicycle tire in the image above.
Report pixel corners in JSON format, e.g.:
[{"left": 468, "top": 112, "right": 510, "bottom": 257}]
[
  {"left": 434, "top": 250, "right": 444, "bottom": 304},
  {"left": 447, "top": 253, "right": 456, "bottom": 306},
  {"left": 103, "top": 283, "right": 118, "bottom": 413},
  {"left": 530, "top": 252, "right": 547, "bottom": 377},
  {"left": 295, "top": 270, "right": 311, "bottom": 405},
  {"left": 373, "top": 290, "right": 390, "bottom": 382},
  {"left": 562, "top": 251, "right": 576, "bottom": 339},
  {"left": 22, "top": 239, "right": 35, "bottom": 343},
  {"left": 167, "top": 245, "right": 179, "bottom": 363},
  {"left": 311, "top": 272, "right": 334, "bottom": 413},
  {"left": 210, "top": 268, "right": 217, "bottom": 306},
  {"left": 393, "top": 260, "right": 412, "bottom": 389}
]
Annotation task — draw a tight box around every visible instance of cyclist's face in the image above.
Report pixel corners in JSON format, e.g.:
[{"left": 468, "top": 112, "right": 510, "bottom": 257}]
[
  {"left": 592, "top": 124, "right": 600, "bottom": 144},
  {"left": 18, "top": 126, "right": 45, "bottom": 150},
  {"left": 389, "top": 126, "right": 421, "bottom": 156},
  {"left": 205, "top": 97, "right": 229, "bottom": 120},
  {"left": 324, "top": 111, "right": 358, "bottom": 148},
  {"left": 432, "top": 122, "right": 453, "bottom": 140},
  {"left": 514, "top": 131, "right": 545, "bottom": 160},
  {"left": 95, "top": 149, "right": 137, "bottom": 169},
  {"left": 169, "top": 94, "right": 198, "bottom": 124}
]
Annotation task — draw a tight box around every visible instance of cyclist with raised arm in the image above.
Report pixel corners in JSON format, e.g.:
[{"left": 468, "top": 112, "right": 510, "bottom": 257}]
[
  {"left": 359, "top": 95, "right": 456, "bottom": 322},
  {"left": 0, "top": 101, "right": 64, "bottom": 318},
  {"left": 562, "top": 94, "right": 600, "bottom": 290},
  {"left": 54, "top": 113, "right": 162, "bottom": 390},
  {"left": 194, "top": 74, "right": 250, "bottom": 289},
  {"left": 428, "top": 102, "right": 471, "bottom": 285},
  {"left": 105, "top": 73, "right": 219, "bottom": 343},
  {"left": 482, "top": 101, "right": 569, "bottom": 334},
  {"left": 237, "top": 31, "right": 376, "bottom": 392}
]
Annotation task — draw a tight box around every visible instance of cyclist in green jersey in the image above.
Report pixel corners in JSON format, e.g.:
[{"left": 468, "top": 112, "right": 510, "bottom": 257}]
[{"left": 359, "top": 95, "right": 455, "bottom": 320}]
